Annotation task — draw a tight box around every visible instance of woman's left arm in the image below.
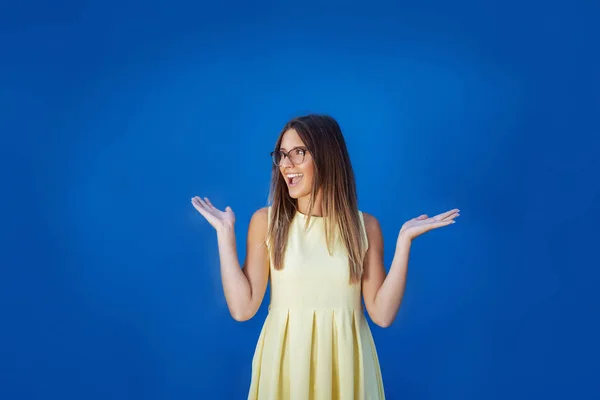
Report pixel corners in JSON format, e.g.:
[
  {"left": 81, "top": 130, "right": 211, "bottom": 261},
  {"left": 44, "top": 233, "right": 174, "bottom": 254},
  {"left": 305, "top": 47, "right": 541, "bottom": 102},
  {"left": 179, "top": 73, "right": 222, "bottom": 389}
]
[{"left": 361, "top": 209, "right": 459, "bottom": 328}]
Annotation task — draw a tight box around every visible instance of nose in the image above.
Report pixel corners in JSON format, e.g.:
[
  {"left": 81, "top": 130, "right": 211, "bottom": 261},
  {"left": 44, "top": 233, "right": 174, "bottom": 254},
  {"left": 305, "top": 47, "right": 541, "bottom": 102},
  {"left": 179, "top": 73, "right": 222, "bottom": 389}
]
[{"left": 280, "top": 155, "right": 294, "bottom": 168}]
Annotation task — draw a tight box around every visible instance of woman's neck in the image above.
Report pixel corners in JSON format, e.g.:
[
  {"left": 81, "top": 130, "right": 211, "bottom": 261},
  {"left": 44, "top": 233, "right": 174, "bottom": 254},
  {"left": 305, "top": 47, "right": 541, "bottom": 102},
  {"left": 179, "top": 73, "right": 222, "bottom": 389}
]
[{"left": 297, "top": 192, "right": 323, "bottom": 217}]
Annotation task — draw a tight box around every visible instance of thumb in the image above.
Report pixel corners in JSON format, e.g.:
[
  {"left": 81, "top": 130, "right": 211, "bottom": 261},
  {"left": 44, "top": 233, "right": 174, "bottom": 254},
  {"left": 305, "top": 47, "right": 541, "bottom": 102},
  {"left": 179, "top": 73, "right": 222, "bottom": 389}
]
[
  {"left": 225, "top": 206, "right": 232, "bottom": 212},
  {"left": 416, "top": 214, "right": 428, "bottom": 220}
]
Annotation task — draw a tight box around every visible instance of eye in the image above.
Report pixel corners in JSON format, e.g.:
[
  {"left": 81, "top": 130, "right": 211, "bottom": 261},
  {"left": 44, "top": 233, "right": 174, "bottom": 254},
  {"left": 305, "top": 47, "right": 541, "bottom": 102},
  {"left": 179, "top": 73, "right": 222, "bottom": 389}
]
[{"left": 294, "top": 148, "right": 306, "bottom": 156}]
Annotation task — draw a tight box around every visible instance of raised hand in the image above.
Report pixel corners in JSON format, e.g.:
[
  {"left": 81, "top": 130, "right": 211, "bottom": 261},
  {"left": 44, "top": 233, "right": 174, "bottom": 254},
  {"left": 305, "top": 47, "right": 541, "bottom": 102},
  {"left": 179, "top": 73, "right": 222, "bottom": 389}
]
[
  {"left": 191, "top": 196, "right": 235, "bottom": 232},
  {"left": 399, "top": 208, "right": 459, "bottom": 242}
]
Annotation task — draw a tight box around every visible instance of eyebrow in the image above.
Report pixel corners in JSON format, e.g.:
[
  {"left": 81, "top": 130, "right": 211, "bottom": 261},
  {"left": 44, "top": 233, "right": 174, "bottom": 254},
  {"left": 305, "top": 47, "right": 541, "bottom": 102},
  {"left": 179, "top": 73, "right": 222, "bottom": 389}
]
[{"left": 278, "top": 146, "right": 305, "bottom": 151}]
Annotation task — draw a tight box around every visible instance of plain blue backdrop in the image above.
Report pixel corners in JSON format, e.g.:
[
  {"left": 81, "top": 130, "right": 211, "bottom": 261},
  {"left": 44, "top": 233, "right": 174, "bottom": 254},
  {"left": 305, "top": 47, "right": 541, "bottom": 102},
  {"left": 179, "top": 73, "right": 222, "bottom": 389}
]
[{"left": 1, "top": 0, "right": 598, "bottom": 399}]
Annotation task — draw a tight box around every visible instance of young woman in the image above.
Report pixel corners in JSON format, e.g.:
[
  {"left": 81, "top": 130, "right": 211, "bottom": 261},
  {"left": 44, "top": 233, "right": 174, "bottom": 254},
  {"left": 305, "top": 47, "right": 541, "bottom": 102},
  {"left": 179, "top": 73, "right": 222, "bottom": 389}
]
[{"left": 191, "top": 114, "right": 459, "bottom": 399}]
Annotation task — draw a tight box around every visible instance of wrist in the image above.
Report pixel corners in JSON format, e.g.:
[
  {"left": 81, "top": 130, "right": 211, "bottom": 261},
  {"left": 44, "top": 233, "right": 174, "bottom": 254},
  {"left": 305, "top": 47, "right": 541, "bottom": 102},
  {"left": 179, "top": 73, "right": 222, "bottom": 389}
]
[
  {"left": 397, "top": 232, "right": 412, "bottom": 248},
  {"left": 216, "top": 224, "right": 235, "bottom": 239}
]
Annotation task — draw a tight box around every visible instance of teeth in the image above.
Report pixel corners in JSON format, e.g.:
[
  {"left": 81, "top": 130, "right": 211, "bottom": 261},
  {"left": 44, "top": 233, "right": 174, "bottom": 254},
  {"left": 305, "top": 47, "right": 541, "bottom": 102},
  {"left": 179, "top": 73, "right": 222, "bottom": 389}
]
[{"left": 287, "top": 173, "right": 303, "bottom": 178}]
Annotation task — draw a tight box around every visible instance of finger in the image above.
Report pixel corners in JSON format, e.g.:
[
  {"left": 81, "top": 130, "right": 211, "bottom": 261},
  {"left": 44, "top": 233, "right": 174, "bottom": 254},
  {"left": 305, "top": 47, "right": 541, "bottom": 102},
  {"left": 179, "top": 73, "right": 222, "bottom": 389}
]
[
  {"left": 192, "top": 199, "right": 209, "bottom": 216},
  {"left": 411, "top": 218, "right": 457, "bottom": 238},
  {"left": 192, "top": 200, "right": 219, "bottom": 226},
  {"left": 434, "top": 208, "right": 460, "bottom": 221},
  {"left": 438, "top": 213, "right": 459, "bottom": 223},
  {"left": 196, "top": 197, "right": 209, "bottom": 208},
  {"left": 423, "top": 217, "right": 456, "bottom": 228},
  {"left": 433, "top": 210, "right": 457, "bottom": 221},
  {"left": 446, "top": 211, "right": 460, "bottom": 221},
  {"left": 416, "top": 214, "right": 428, "bottom": 220},
  {"left": 203, "top": 197, "right": 217, "bottom": 210},
  {"left": 191, "top": 196, "right": 203, "bottom": 208},
  {"left": 195, "top": 197, "right": 215, "bottom": 216},
  {"left": 433, "top": 219, "right": 456, "bottom": 227}
]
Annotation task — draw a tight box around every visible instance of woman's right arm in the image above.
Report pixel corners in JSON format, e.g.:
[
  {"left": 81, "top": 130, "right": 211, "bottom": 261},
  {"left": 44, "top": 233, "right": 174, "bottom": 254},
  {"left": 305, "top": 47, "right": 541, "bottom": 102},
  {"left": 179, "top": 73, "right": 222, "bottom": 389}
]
[
  {"left": 215, "top": 207, "right": 270, "bottom": 321},
  {"left": 192, "top": 197, "right": 269, "bottom": 321}
]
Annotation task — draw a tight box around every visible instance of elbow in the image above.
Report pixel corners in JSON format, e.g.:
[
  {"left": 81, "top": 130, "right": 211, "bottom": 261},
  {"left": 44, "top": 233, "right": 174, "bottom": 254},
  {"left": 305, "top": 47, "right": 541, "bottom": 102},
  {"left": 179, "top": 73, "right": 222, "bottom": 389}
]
[
  {"left": 369, "top": 301, "right": 402, "bottom": 328},
  {"left": 367, "top": 308, "right": 393, "bottom": 328},
  {"left": 371, "top": 313, "right": 395, "bottom": 328},
  {"left": 232, "top": 314, "right": 250, "bottom": 322},
  {"left": 230, "top": 307, "right": 256, "bottom": 322},
  {"left": 374, "top": 319, "right": 393, "bottom": 328},
  {"left": 230, "top": 310, "right": 250, "bottom": 322}
]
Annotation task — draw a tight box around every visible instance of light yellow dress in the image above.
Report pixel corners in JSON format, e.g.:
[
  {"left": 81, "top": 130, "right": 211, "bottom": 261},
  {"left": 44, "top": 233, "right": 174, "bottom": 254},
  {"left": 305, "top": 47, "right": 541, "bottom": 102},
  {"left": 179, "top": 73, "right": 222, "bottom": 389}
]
[{"left": 248, "top": 208, "right": 386, "bottom": 399}]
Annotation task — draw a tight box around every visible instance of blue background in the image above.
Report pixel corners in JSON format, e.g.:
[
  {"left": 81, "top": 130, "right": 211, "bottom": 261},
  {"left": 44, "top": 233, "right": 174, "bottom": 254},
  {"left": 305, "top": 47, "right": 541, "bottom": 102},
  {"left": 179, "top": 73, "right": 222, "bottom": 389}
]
[{"left": 1, "top": 0, "right": 599, "bottom": 399}]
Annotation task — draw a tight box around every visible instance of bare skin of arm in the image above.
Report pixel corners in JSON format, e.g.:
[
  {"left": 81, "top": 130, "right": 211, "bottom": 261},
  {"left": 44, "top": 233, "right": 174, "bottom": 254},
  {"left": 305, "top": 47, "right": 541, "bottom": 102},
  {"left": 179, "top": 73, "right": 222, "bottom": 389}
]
[
  {"left": 192, "top": 197, "right": 270, "bottom": 321},
  {"left": 361, "top": 209, "right": 459, "bottom": 327}
]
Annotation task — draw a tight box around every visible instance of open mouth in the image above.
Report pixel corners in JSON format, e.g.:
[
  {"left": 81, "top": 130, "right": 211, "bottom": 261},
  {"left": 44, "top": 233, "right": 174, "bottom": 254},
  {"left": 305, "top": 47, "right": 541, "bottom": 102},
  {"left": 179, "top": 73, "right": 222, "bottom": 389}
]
[{"left": 286, "top": 173, "right": 303, "bottom": 187}]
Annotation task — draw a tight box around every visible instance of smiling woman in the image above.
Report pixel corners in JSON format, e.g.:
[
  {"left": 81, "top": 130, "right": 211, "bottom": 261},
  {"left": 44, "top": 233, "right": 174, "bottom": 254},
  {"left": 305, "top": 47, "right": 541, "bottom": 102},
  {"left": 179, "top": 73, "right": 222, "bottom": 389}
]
[
  {"left": 273, "top": 146, "right": 309, "bottom": 188},
  {"left": 191, "top": 114, "right": 459, "bottom": 400}
]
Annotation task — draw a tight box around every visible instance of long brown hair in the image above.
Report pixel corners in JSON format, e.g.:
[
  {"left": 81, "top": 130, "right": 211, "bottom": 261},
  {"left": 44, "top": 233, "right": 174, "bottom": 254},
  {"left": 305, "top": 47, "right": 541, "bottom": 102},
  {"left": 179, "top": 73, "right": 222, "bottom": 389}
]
[{"left": 267, "top": 114, "right": 366, "bottom": 284}]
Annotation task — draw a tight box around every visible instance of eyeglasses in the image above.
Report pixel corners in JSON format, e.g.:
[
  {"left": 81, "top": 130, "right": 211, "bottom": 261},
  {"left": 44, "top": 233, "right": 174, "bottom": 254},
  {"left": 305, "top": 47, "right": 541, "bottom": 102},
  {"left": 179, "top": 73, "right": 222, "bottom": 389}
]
[{"left": 270, "top": 147, "right": 308, "bottom": 167}]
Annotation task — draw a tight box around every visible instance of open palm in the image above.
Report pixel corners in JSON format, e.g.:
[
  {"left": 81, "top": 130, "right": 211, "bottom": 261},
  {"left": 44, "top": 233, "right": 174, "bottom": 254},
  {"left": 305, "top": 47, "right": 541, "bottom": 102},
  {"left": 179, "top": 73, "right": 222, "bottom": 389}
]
[
  {"left": 191, "top": 196, "right": 235, "bottom": 231},
  {"left": 399, "top": 208, "right": 460, "bottom": 241}
]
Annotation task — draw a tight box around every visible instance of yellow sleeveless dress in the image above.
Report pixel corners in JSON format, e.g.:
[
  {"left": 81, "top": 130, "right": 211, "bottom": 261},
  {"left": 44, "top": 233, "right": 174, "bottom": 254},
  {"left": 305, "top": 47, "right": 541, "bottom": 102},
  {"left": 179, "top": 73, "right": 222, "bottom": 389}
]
[{"left": 247, "top": 208, "right": 386, "bottom": 399}]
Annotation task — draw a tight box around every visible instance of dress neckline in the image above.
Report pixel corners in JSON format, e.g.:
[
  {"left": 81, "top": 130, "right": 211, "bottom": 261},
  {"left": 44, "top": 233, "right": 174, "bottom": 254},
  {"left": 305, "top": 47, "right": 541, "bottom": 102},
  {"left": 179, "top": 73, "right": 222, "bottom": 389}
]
[{"left": 295, "top": 210, "right": 324, "bottom": 219}]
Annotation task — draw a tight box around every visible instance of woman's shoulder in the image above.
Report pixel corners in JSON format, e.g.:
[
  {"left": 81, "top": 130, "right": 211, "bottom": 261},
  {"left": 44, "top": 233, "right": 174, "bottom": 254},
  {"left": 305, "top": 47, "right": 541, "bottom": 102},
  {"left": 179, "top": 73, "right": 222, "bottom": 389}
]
[
  {"left": 251, "top": 206, "right": 270, "bottom": 221},
  {"left": 247, "top": 207, "right": 270, "bottom": 243},
  {"left": 359, "top": 211, "right": 381, "bottom": 232}
]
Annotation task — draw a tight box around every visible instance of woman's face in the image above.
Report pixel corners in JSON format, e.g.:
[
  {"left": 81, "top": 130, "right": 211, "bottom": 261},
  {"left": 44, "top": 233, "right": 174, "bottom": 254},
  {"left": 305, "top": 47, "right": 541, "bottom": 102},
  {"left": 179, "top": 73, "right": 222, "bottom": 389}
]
[{"left": 276, "top": 128, "right": 315, "bottom": 200}]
